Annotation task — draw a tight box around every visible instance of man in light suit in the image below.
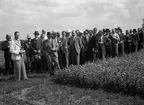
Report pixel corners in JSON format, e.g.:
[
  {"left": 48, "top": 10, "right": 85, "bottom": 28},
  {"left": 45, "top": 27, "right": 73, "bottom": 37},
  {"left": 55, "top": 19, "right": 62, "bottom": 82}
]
[
  {"left": 10, "top": 31, "right": 28, "bottom": 81},
  {"left": 50, "top": 31, "right": 60, "bottom": 70},
  {"left": 61, "top": 31, "right": 69, "bottom": 68}
]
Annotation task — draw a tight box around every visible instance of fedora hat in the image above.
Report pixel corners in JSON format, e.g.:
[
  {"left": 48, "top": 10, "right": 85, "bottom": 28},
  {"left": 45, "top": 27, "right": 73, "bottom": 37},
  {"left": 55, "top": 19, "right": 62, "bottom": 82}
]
[{"left": 34, "top": 31, "right": 39, "bottom": 35}]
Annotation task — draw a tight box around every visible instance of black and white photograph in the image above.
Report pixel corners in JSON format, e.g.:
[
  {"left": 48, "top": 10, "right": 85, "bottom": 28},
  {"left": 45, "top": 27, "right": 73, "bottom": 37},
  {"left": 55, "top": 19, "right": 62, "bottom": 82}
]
[{"left": 0, "top": 0, "right": 144, "bottom": 104}]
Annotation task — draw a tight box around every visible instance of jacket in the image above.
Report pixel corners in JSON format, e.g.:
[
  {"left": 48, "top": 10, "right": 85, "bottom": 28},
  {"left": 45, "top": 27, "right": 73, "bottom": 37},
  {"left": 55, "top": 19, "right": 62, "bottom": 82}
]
[{"left": 10, "top": 39, "right": 21, "bottom": 60}]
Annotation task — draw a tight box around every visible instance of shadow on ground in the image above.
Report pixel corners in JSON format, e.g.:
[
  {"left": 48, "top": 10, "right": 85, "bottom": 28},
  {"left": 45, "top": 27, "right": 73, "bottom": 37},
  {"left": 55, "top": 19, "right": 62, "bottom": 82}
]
[{"left": 54, "top": 78, "right": 144, "bottom": 100}]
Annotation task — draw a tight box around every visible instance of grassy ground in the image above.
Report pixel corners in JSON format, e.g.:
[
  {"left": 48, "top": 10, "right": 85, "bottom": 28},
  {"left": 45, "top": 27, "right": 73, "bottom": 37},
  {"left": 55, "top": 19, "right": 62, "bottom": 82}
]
[
  {"left": 0, "top": 74, "right": 144, "bottom": 105},
  {"left": 0, "top": 50, "right": 144, "bottom": 105}
]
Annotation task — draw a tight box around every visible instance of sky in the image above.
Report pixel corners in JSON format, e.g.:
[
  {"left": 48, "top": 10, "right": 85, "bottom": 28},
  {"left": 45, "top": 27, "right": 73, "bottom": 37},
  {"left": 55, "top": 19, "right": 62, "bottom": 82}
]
[{"left": 0, "top": 0, "right": 144, "bottom": 40}]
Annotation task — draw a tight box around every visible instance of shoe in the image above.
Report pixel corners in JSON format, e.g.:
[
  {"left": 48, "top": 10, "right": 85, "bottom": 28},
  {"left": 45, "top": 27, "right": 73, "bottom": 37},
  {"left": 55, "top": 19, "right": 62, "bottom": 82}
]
[
  {"left": 15, "top": 79, "right": 20, "bottom": 82},
  {"left": 23, "top": 78, "right": 29, "bottom": 80}
]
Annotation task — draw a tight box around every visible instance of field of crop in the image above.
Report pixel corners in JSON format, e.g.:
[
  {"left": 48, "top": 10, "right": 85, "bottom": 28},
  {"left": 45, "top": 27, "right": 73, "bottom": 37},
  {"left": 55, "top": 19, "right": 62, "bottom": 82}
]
[
  {"left": 55, "top": 50, "right": 144, "bottom": 97},
  {"left": 0, "top": 50, "right": 144, "bottom": 104}
]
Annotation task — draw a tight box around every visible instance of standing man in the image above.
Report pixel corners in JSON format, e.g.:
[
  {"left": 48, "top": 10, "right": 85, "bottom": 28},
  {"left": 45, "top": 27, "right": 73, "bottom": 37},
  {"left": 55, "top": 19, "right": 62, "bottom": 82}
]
[
  {"left": 118, "top": 28, "right": 125, "bottom": 55},
  {"left": 69, "top": 30, "right": 82, "bottom": 65},
  {"left": 31, "top": 31, "right": 42, "bottom": 73},
  {"left": 40, "top": 29, "right": 47, "bottom": 72},
  {"left": 41, "top": 32, "right": 53, "bottom": 75},
  {"left": 88, "top": 28, "right": 99, "bottom": 62},
  {"left": 132, "top": 29, "right": 139, "bottom": 52},
  {"left": 104, "top": 29, "right": 112, "bottom": 58},
  {"left": 2, "top": 34, "right": 13, "bottom": 75},
  {"left": 113, "top": 28, "right": 120, "bottom": 56},
  {"left": 82, "top": 30, "right": 90, "bottom": 62},
  {"left": 61, "top": 31, "right": 69, "bottom": 68},
  {"left": 138, "top": 28, "right": 144, "bottom": 50},
  {"left": 99, "top": 30, "right": 106, "bottom": 60},
  {"left": 51, "top": 31, "right": 60, "bottom": 70},
  {"left": 10, "top": 31, "right": 28, "bottom": 81},
  {"left": 24, "top": 34, "right": 33, "bottom": 73}
]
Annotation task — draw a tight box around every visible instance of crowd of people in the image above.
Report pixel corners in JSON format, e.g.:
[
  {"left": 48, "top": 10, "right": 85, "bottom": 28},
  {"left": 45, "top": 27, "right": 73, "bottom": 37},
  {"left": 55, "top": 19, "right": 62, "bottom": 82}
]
[{"left": 1, "top": 27, "right": 144, "bottom": 81}]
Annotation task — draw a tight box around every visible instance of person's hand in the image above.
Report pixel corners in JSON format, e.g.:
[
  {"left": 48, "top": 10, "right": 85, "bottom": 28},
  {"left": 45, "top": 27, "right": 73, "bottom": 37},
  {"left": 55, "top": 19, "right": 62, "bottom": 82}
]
[
  {"left": 20, "top": 50, "right": 25, "bottom": 54},
  {"left": 38, "top": 50, "right": 41, "bottom": 53},
  {"left": 34, "top": 50, "right": 37, "bottom": 53},
  {"left": 52, "top": 48, "right": 56, "bottom": 51}
]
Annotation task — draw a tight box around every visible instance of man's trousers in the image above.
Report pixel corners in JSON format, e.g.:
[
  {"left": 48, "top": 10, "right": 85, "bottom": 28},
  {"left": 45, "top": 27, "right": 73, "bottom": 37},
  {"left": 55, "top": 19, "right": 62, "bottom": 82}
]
[{"left": 13, "top": 58, "right": 27, "bottom": 81}]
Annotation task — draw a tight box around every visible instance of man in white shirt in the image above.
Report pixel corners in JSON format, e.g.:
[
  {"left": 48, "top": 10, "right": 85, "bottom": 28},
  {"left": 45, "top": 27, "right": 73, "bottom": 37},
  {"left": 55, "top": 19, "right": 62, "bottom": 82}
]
[{"left": 10, "top": 31, "right": 28, "bottom": 81}]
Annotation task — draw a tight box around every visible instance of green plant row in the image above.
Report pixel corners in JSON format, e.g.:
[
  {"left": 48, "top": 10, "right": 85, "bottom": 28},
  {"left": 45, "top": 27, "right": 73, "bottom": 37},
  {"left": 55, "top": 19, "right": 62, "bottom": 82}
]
[{"left": 54, "top": 50, "right": 144, "bottom": 95}]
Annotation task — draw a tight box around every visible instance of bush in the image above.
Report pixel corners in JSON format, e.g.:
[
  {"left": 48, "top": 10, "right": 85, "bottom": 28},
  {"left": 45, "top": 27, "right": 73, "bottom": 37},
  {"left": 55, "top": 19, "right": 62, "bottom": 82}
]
[{"left": 54, "top": 50, "right": 144, "bottom": 95}]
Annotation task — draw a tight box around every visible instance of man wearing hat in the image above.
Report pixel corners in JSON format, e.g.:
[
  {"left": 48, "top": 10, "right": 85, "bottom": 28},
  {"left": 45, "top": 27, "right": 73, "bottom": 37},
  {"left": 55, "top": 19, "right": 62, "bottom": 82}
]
[
  {"left": 104, "top": 29, "right": 112, "bottom": 58},
  {"left": 41, "top": 29, "right": 47, "bottom": 41},
  {"left": 132, "top": 29, "right": 139, "bottom": 52},
  {"left": 31, "top": 31, "right": 42, "bottom": 73},
  {"left": 41, "top": 32, "right": 53, "bottom": 75},
  {"left": 2, "top": 34, "right": 13, "bottom": 75},
  {"left": 24, "top": 34, "right": 33, "bottom": 73},
  {"left": 88, "top": 28, "right": 99, "bottom": 62}
]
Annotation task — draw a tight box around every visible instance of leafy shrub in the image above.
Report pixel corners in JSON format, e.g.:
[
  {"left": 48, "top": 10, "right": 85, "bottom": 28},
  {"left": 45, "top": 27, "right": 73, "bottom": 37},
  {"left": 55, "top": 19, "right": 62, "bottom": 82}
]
[{"left": 55, "top": 50, "right": 144, "bottom": 95}]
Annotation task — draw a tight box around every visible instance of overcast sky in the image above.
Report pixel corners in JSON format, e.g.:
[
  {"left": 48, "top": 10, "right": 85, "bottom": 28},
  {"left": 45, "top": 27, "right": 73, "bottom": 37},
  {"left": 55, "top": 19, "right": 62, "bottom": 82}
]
[{"left": 0, "top": 0, "right": 144, "bottom": 40}]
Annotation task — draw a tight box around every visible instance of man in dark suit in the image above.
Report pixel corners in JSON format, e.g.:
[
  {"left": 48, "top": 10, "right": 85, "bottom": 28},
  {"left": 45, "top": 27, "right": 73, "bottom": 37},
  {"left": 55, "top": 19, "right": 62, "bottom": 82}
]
[
  {"left": 104, "top": 29, "right": 112, "bottom": 58},
  {"left": 69, "top": 30, "right": 82, "bottom": 65},
  {"left": 41, "top": 32, "right": 53, "bottom": 75},
  {"left": 81, "top": 30, "right": 90, "bottom": 63},
  {"left": 79, "top": 31, "right": 86, "bottom": 65},
  {"left": 132, "top": 29, "right": 139, "bottom": 52},
  {"left": 90, "top": 28, "right": 99, "bottom": 62},
  {"left": 2, "top": 34, "right": 13, "bottom": 75},
  {"left": 31, "top": 31, "right": 42, "bottom": 73},
  {"left": 40, "top": 29, "right": 47, "bottom": 72},
  {"left": 126, "top": 30, "right": 133, "bottom": 54},
  {"left": 138, "top": 28, "right": 144, "bottom": 50},
  {"left": 24, "top": 34, "right": 33, "bottom": 73}
]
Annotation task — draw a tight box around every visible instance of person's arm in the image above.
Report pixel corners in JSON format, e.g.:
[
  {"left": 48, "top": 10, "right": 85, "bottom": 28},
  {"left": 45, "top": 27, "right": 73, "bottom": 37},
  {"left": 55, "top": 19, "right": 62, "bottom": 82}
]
[
  {"left": 1, "top": 41, "right": 6, "bottom": 51},
  {"left": 137, "top": 33, "right": 140, "bottom": 42},
  {"left": 56, "top": 40, "right": 59, "bottom": 51},
  {"left": 116, "top": 34, "right": 120, "bottom": 41},
  {"left": 31, "top": 39, "right": 38, "bottom": 53},
  {"left": 78, "top": 37, "right": 83, "bottom": 49},
  {"left": 41, "top": 41, "right": 47, "bottom": 55}
]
